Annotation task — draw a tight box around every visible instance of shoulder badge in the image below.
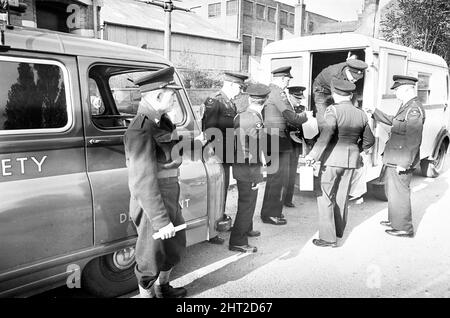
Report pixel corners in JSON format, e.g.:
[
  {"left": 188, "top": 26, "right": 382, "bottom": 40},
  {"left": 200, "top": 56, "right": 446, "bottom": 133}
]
[{"left": 406, "top": 107, "right": 423, "bottom": 120}]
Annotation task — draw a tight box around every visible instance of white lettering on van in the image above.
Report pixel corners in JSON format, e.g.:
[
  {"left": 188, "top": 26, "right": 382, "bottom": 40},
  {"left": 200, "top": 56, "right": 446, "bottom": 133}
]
[
  {"left": 16, "top": 157, "right": 28, "bottom": 174},
  {"left": 31, "top": 156, "right": 47, "bottom": 172},
  {"left": 180, "top": 199, "right": 190, "bottom": 209},
  {"left": 1, "top": 159, "right": 12, "bottom": 176},
  {"left": 119, "top": 213, "right": 133, "bottom": 224}
]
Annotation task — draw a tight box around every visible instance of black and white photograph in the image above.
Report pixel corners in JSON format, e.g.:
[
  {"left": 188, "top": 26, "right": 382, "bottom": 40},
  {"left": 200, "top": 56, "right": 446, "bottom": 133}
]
[{"left": 1, "top": 0, "right": 450, "bottom": 303}]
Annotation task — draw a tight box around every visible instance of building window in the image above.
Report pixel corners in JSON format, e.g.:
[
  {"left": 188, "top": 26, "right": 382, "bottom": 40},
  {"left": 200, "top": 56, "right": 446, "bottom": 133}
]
[
  {"left": 226, "top": 0, "right": 238, "bottom": 15},
  {"left": 208, "top": 3, "right": 221, "bottom": 18},
  {"left": 268, "top": 7, "right": 276, "bottom": 23},
  {"left": 244, "top": 0, "right": 253, "bottom": 17},
  {"left": 255, "top": 37, "right": 264, "bottom": 56},
  {"left": 288, "top": 13, "right": 295, "bottom": 27},
  {"left": 280, "top": 10, "right": 288, "bottom": 25},
  {"left": 256, "top": 4, "right": 265, "bottom": 20},
  {"left": 0, "top": 58, "right": 70, "bottom": 132},
  {"left": 417, "top": 73, "right": 431, "bottom": 104},
  {"left": 243, "top": 35, "right": 252, "bottom": 55}
]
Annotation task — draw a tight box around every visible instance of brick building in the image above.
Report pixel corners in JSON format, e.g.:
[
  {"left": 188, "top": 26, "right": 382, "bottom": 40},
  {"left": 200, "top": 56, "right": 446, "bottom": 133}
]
[
  {"left": 187, "top": 0, "right": 337, "bottom": 70},
  {"left": 7, "top": 0, "right": 102, "bottom": 37}
]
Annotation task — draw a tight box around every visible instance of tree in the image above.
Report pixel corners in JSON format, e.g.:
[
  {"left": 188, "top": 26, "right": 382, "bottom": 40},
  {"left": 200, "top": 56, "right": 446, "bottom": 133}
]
[{"left": 380, "top": 0, "right": 450, "bottom": 65}]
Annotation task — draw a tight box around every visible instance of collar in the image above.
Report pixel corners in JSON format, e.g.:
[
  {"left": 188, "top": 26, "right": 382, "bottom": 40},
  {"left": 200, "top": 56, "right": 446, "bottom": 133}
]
[{"left": 137, "top": 98, "right": 162, "bottom": 123}]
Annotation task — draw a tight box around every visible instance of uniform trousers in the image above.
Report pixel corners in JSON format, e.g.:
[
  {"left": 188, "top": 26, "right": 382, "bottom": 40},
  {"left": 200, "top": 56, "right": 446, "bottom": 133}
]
[
  {"left": 317, "top": 166, "right": 355, "bottom": 242},
  {"left": 261, "top": 151, "right": 290, "bottom": 218},
  {"left": 385, "top": 166, "right": 413, "bottom": 232},
  {"left": 133, "top": 178, "right": 186, "bottom": 289},
  {"left": 284, "top": 143, "right": 301, "bottom": 205},
  {"left": 222, "top": 162, "right": 231, "bottom": 212},
  {"left": 229, "top": 180, "right": 258, "bottom": 246}
]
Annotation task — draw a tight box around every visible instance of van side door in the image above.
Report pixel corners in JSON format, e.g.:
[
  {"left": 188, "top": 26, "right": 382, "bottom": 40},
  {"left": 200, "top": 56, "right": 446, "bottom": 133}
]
[
  {"left": 77, "top": 58, "right": 209, "bottom": 246},
  {"left": 0, "top": 53, "right": 93, "bottom": 294}
]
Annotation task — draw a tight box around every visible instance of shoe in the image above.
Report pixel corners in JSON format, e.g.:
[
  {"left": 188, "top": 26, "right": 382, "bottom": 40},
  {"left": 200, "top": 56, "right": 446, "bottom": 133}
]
[
  {"left": 229, "top": 244, "right": 257, "bottom": 253},
  {"left": 209, "top": 235, "right": 225, "bottom": 245},
  {"left": 385, "top": 229, "right": 414, "bottom": 238},
  {"left": 261, "top": 216, "right": 287, "bottom": 225},
  {"left": 284, "top": 202, "right": 295, "bottom": 208},
  {"left": 380, "top": 220, "right": 392, "bottom": 227},
  {"left": 246, "top": 230, "right": 261, "bottom": 237},
  {"left": 138, "top": 285, "right": 156, "bottom": 298},
  {"left": 312, "top": 238, "right": 337, "bottom": 247},
  {"left": 155, "top": 283, "right": 187, "bottom": 298}
]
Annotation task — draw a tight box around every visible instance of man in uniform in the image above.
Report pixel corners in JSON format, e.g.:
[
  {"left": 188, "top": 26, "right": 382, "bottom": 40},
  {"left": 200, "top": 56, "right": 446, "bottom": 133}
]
[
  {"left": 124, "top": 66, "right": 187, "bottom": 298},
  {"left": 305, "top": 78, "right": 375, "bottom": 247},
  {"left": 229, "top": 83, "right": 271, "bottom": 253},
  {"left": 369, "top": 75, "right": 425, "bottom": 238},
  {"left": 312, "top": 59, "right": 368, "bottom": 126},
  {"left": 202, "top": 72, "right": 248, "bottom": 244},
  {"left": 283, "top": 86, "right": 308, "bottom": 208},
  {"left": 260, "top": 66, "right": 309, "bottom": 225}
]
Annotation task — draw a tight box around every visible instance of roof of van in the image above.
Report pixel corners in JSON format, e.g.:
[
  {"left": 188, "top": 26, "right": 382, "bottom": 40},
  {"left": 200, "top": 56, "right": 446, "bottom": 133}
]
[
  {"left": 264, "top": 33, "right": 448, "bottom": 68},
  {"left": 3, "top": 27, "right": 171, "bottom": 66}
]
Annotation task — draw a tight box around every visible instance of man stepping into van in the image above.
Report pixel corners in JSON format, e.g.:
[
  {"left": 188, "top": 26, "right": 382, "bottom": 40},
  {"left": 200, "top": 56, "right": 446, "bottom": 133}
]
[
  {"left": 369, "top": 75, "right": 425, "bottom": 238},
  {"left": 312, "top": 59, "right": 368, "bottom": 127},
  {"left": 305, "top": 79, "right": 375, "bottom": 247},
  {"left": 124, "top": 67, "right": 187, "bottom": 298}
]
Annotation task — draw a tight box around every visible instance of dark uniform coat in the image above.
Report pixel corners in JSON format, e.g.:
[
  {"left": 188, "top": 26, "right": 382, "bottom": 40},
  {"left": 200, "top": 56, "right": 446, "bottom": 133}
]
[
  {"left": 309, "top": 101, "right": 375, "bottom": 242},
  {"left": 372, "top": 97, "right": 425, "bottom": 232},
  {"left": 230, "top": 107, "right": 264, "bottom": 246},
  {"left": 124, "top": 104, "right": 186, "bottom": 289}
]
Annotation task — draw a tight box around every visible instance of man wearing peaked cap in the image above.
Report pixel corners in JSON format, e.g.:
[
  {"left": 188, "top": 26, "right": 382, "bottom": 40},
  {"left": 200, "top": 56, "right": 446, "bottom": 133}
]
[
  {"left": 134, "top": 66, "right": 182, "bottom": 92},
  {"left": 368, "top": 74, "right": 425, "bottom": 238},
  {"left": 305, "top": 78, "right": 375, "bottom": 247},
  {"left": 201, "top": 70, "right": 249, "bottom": 244},
  {"left": 124, "top": 66, "right": 187, "bottom": 298},
  {"left": 313, "top": 58, "right": 368, "bottom": 127},
  {"left": 283, "top": 85, "right": 309, "bottom": 208},
  {"left": 230, "top": 83, "right": 269, "bottom": 253},
  {"left": 260, "top": 66, "right": 308, "bottom": 225}
]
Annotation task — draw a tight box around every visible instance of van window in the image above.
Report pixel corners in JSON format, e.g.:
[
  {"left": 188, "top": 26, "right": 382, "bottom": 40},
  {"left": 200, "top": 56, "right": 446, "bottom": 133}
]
[
  {"left": 417, "top": 73, "right": 431, "bottom": 104},
  {"left": 384, "top": 53, "right": 406, "bottom": 98},
  {"left": 89, "top": 66, "right": 185, "bottom": 129},
  {"left": 0, "top": 59, "right": 69, "bottom": 132}
]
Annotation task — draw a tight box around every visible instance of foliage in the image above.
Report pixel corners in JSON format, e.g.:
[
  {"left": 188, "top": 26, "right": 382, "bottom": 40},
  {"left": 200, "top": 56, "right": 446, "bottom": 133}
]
[
  {"left": 175, "top": 50, "right": 223, "bottom": 89},
  {"left": 380, "top": 0, "right": 450, "bottom": 65}
]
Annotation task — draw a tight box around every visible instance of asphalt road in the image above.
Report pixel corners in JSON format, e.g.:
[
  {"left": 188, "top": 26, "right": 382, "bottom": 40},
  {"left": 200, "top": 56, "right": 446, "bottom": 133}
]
[{"left": 38, "top": 154, "right": 450, "bottom": 298}]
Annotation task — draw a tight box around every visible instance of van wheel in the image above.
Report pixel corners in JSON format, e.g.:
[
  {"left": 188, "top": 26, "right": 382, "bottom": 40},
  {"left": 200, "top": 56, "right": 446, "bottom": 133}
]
[
  {"left": 370, "top": 182, "right": 388, "bottom": 201},
  {"left": 420, "top": 142, "right": 448, "bottom": 178},
  {"left": 82, "top": 247, "right": 137, "bottom": 298}
]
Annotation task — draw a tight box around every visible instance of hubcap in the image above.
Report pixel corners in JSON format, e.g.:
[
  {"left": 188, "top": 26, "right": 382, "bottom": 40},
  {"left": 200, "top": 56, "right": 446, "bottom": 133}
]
[{"left": 112, "top": 247, "right": 136, "bottom": 270}]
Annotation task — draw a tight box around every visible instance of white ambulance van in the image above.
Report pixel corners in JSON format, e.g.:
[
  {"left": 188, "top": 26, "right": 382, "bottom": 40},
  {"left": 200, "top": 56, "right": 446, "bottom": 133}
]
[{"left": 257, "top": 33, "right": 450, "bottom": 200}]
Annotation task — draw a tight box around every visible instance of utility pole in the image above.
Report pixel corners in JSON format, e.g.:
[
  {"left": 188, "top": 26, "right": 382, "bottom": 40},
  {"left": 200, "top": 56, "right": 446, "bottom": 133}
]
[{"left": 142, "top": 0, "right": 190, "bottom": 61}]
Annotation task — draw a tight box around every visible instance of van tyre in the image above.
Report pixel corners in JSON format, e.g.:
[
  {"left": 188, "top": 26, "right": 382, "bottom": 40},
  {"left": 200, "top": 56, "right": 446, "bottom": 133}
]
[
  {"left": 81, "top": 252, "right": 137, "bottom": 298},
  {"left": 420, "top": 142, "right": 448, "bottom": 178}
]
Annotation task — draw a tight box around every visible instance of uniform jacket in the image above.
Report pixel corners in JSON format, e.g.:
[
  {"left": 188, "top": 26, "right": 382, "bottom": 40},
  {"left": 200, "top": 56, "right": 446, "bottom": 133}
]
[
  {"left": 373, "top": 97, "right": 425, "bottom": 169},
  {"left": 124, "top": 106, "right": 183, "bottom": 232},
  {"left": 263, "top": 84, "right": 308, "bottom": 152},
  {"left": 233, "top": 107, "right": 264, "bottom": 183},
  {"left": 313, "top": 62, "right": 348, "bottom": 94},
  {"left": 309, "top": 100, "right": 375, "bottom": 168},
  {"left": 202, "top": 91, "right": 237, "bottom": 161}
]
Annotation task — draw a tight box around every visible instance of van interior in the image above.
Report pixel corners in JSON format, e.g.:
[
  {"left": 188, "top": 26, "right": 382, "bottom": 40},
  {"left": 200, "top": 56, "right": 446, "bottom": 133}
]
[{"left": 310, "top": 49, "right": 366, "bottom": 111}]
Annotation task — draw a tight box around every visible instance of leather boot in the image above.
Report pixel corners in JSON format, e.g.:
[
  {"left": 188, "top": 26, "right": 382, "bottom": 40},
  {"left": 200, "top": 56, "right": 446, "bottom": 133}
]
[{"left": 155, "top": 283, "right": 187, "bottom": 298}]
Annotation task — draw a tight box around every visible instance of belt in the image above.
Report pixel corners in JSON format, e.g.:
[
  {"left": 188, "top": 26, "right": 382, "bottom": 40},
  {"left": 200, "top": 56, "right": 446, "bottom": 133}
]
[{"left": 157, "top": 169, "right": 179, "bottom": 179}]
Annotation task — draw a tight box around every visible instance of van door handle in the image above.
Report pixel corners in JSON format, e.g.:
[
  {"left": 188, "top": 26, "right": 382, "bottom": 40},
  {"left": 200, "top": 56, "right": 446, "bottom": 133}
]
[
  {"left": 444, "top": 103, "right": 448, "bottom": 111},
  {"left": 88, "top": 139, "right": 109, "bottom": 145}
]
